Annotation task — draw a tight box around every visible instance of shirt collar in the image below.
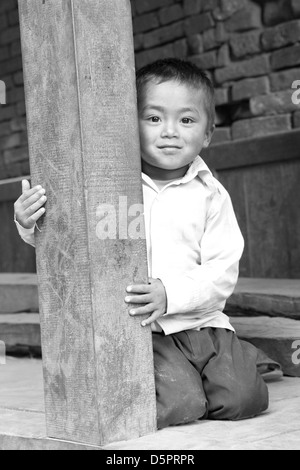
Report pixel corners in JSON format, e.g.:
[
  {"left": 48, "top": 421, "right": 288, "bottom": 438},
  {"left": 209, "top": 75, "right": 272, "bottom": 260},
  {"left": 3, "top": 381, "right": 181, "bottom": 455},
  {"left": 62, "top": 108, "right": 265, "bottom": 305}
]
[{"left": 142, "top": 155, "right": 220, "bottom": 194}]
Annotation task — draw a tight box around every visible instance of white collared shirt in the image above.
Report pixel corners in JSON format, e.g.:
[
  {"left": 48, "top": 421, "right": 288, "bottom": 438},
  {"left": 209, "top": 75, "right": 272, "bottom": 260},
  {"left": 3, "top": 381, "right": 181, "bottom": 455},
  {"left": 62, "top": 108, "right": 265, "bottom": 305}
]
[
  {"left": 141, "top": 155, "right": 244, "bottom": 335},
  {"left": 15, "top": 155, "right": 244, "bottom": 335}
]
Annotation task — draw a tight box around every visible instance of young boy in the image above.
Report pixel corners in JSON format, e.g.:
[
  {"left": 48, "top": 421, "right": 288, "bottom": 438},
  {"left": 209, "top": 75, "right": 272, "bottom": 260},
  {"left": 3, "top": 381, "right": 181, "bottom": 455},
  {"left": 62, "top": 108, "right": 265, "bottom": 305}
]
[{"left": 14, "top": 58, "right": 270, "bottom": 429}]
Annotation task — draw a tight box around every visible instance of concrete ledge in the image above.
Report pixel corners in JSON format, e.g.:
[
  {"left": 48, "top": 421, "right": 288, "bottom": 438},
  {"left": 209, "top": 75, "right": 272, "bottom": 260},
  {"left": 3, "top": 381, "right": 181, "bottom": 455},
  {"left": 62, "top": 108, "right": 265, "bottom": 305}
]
[
  {"left": 231, "top": 316, "right": 300, "bottom": 377},
  {"left": 0, "top": 313, "right": 41, "bottom": 355},
  {"left": 0, "top": 274, "right": 38, "bottom": 313},
  {"left": 0, "top": 358, "right": 300, "bottom": 450}
]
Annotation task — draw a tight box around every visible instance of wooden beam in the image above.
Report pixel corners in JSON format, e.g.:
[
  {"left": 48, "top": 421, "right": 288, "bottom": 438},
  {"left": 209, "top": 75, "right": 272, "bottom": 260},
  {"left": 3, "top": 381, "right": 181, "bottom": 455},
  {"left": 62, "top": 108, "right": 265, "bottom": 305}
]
[
  {"left": 202, "top": 130, "right": 300, "bottom": 170},
  {"left": 0, "top": 176, "right": 31, "bottom": 203},
  {"left": 18, "top": 0, "right": 156, "bottom": 446}
]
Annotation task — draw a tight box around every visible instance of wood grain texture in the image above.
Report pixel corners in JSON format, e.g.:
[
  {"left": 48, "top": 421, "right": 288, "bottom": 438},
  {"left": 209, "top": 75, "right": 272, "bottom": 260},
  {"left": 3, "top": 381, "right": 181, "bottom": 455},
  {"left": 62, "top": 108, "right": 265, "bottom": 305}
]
[
  {"left": 18, "top": 0, "right": 156, "bottom": 445},
  {"left": 202, "top": 130, "right": 300, "bottom": 170},
  {"left": 207, "top": 138, "right": 300, "bottom": 279}
]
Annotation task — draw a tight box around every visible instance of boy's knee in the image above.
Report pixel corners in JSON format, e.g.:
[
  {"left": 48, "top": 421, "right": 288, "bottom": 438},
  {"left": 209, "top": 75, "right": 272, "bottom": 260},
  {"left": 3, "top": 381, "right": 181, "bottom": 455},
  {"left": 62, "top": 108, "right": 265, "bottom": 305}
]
[{"left": 208, "top": 376, "right": 269, "bottom": 420}]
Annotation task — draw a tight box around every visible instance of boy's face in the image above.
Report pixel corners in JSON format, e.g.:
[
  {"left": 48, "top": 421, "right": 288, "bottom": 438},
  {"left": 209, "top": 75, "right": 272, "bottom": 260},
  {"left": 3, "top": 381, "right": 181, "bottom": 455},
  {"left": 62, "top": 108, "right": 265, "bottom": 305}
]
[{"left": 138, "top": 79, "right": 213, "bottom": 179}]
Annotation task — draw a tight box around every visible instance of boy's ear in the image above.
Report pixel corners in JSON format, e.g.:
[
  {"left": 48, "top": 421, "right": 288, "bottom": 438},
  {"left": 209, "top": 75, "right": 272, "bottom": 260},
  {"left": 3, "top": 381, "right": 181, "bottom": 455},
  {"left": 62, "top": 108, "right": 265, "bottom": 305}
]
[{"left": 203, "top": 124, "right": 215, "bottom": 148}]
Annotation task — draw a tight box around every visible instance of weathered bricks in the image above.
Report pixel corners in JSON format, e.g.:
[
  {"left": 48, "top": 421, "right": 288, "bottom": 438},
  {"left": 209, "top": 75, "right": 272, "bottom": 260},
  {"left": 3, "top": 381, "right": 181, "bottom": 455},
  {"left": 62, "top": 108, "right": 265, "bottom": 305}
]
[
  {"left": 224, "top": 3, "right": 261, "bottom": 31},
  {"left": 143, "top": 21, "right": 184, "bottom": 48},
  {"left": 293, "top": 111, "right": 300, "bottom": 128},
  {"left": 231, "top": 77, "right": 270, "bottom": 102},
  {"left": 250, "top": 90, "right": 298, "bottom": 116},
  {"left": 187, "top": 34, "right": 203, "bottom": 54},
  {"left": 213, "top": 0, "right": 247, "bottom": 21},
  {"left": 3, "top": 146, "right": 29, "bottom": 165},
  {"left": 215, "top": 55, "right": 270, "bottom": 84},
  {"left": 0, "top": 13, "right": 8, "bottom": 29},
  {"left": 271, "top": 44, "right": 300, "bottom": 71},
  {"left": 183, "top": 0, "right": 203, "bottom": 16},
  {"left": 133, "top": 13, "right": 159, "bottom": 34},
  {"left": 230, "top": 31, "right": 261, "bottom": 59},
  {"left": 173, "top": 38, "right": 188, "bottom": 58},
  {"left": 159, "top": 4, "right": 184, "bottom": 25},
  {"left": 291, "top": 0, "right": 300, "bottom": 17},
  {"left": 232, "top": 115, "right": 291, "bottom": 140},
  {"left": 270, "top": 68, "right": 300, "bottom": 92},
  {"left": 134, "top": 0, "right": 173, "bottom": 15},
  {"left": 189, "top": 50, "right": 217, "bottom": 70},
  {"left": 0, "top": 25, "right": 20, "bottom": 45},
  {"left": 203, "top": 23, "right": 227, "bottom": 51},
  {"left": 262, "top": 20, "right": 300, "bottom": 51},
  {"left": 263, "top": 0, "right": 293, "bottom": 27},
  {"left": 135, "top": 43, "right": 174, "bottom": 69},
  {"left": 215, "top": 87, "right": 229, "bottom": 106},
  {"left": 1, "top": 0, "right": 300, "bottom": 167},
  {"left": 0, "top": 0, "right": 17, "bottom": 14},
  {"left": 184, "top": 12, "right": 214, "bottom": 35}
]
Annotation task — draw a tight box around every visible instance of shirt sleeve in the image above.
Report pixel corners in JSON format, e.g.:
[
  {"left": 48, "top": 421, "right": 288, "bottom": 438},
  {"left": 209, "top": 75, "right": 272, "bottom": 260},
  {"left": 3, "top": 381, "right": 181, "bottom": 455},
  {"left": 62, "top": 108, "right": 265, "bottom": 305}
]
[
  {"left": 14, "top": 213, "right": 36, "bottom": 248},
  {"left": 160, "top": 186, "right": 244, "bottom": 316}
]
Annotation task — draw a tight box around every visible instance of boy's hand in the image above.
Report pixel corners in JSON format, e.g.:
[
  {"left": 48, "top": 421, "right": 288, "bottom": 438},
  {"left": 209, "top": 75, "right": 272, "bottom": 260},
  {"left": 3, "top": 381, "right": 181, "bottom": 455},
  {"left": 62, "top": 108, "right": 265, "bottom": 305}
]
[
  {"left": 125, "top": 278, "right": 167, "bottom": 327},
  {"left": 14, "top": 180, "right": 47, "bottom": 229}
]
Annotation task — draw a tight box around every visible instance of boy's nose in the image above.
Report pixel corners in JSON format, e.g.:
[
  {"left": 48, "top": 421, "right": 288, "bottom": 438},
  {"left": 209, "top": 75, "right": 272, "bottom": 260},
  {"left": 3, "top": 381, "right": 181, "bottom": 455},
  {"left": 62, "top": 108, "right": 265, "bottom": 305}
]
[{"left": 161, "top": 121, "right": 179, "bottom": 138}]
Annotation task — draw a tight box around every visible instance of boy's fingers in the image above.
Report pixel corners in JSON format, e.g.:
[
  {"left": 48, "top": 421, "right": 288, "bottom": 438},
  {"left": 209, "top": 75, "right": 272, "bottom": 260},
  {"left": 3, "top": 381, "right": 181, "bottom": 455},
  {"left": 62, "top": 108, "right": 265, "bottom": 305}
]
[
  {"left": 141, "top": 311, "right": 162, "bottom": 327},
  {"left": 125, "top": 293, "right": 151, "bottom": 305},
  {"left": 126, "top": 284, "right": 151, "bottom": 294},
  {"left": 21, "top": 179, "right": 31, "bottom": 193},
  {"left": 24, "top": 196, "right": 47, "bottom": 217},
  {"left": 129, "top": 303, "right": 154, "bottom": 317},
  {"left": 27, "top": 207, "right": 45, "bottom": 224},
  {"left": 20, "top": 187, "right": 45, "bottom": 207}
]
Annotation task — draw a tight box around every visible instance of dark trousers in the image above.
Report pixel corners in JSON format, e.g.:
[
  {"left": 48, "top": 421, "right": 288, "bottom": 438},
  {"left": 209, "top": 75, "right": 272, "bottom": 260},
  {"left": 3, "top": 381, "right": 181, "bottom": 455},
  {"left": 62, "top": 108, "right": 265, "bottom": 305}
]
[{"left": 153, "top": 328, "right": 269, "bottom": 429}]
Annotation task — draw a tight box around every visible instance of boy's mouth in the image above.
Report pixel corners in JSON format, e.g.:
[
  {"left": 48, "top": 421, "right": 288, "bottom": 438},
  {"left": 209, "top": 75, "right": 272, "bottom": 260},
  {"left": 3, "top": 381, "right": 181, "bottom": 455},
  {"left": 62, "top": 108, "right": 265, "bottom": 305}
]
[{"left": 158, "top": 145, "right": 182, "bottom": 149}]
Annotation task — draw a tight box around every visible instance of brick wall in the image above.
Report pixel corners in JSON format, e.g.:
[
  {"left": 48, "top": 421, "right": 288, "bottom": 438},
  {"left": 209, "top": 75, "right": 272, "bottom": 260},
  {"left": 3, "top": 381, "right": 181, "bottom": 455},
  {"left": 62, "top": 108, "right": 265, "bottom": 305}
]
[
  {"left": 0, "top": 0, "right": 300, "bottom": 179},
  {"left": 131, "top": 0, "right": 300, "bottom": 145},
  {"left": 0, "top": 0, "right": 28, "bottom": 180}
]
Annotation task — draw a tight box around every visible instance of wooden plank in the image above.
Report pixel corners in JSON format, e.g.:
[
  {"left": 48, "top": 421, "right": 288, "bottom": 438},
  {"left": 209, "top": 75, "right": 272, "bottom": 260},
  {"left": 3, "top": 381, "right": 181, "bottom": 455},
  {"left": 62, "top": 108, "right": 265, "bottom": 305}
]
[
  {"left": 18, "top": 0, "right": 156, "bottom": 446},
  {"left": 231, "top": 316, "right": 300, "bottom": 377},
  {"left": 243, "top": 161, "right": 300, "bottom": 278},
  {"left": 217, "top": 169, "right": 250, "bottom": 278},
  {"left": 227, "top": 278, "right": 300, "bottom": 319},
  {"left": 218, "top": 159, "right": 300, "bottom": 279},
  {"left": 202, "top": 129, "right": 300, "bottom": 170},
  {"left": 0, "top": 176, "right": 31, "bottom": 203}
]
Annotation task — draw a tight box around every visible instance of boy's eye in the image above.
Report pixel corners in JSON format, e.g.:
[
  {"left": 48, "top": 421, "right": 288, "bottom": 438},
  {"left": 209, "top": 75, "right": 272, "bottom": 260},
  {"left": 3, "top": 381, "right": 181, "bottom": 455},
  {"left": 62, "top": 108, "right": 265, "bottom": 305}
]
[
  {"left": 181, "top": 118, "right": 194, "bottom": 124},
  {"left": 149, "top": 116, "right": 161, "bottom": 123}
]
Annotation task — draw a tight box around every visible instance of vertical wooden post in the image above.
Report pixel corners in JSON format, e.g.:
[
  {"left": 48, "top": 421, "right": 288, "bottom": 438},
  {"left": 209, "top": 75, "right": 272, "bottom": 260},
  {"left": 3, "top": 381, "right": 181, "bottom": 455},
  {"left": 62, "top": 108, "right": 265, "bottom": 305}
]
[{"left": 18, "top": 0, "right": 156, "bottom": 446}]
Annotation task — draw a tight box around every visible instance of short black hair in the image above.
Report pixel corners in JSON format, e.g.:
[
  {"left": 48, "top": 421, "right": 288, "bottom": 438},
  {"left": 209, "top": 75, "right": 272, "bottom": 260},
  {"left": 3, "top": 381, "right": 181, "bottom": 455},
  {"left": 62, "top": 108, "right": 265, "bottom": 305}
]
[{"left": 136, "top": 58, "right": 215, "bottom": 130}]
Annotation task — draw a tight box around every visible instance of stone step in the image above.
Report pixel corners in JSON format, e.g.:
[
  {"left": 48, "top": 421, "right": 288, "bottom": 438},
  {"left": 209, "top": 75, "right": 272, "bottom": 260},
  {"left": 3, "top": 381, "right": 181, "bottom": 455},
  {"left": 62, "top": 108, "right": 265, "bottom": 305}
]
[
  {"left": 1, "top": 274, "right": 299, "bottom": 318},
  {"left": 226, "top": 278, "right": 300, "bottom": 319},
  {"left": 230, "top": 316, "right": 300, "bottom": 377},
  {"left": 0, "top": 273, "right": 38, "bottom": 313},
  {"left": 0, "top": 313, "right": 41, "bottom": 356}
]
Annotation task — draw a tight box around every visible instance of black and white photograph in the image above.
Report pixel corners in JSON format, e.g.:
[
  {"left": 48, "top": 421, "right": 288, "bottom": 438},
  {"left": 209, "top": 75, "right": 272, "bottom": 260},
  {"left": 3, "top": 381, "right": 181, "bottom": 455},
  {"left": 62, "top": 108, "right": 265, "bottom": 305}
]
[{"left": 0, "top": 0, "right": 299, "bottom": 453}]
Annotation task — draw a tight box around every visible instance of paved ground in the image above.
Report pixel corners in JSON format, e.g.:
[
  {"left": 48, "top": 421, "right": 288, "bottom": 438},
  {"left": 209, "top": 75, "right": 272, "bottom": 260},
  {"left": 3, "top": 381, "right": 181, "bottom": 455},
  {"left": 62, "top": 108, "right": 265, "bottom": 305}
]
[{"left": 0, "top": 356, "right": 299, "bottom": 450}]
